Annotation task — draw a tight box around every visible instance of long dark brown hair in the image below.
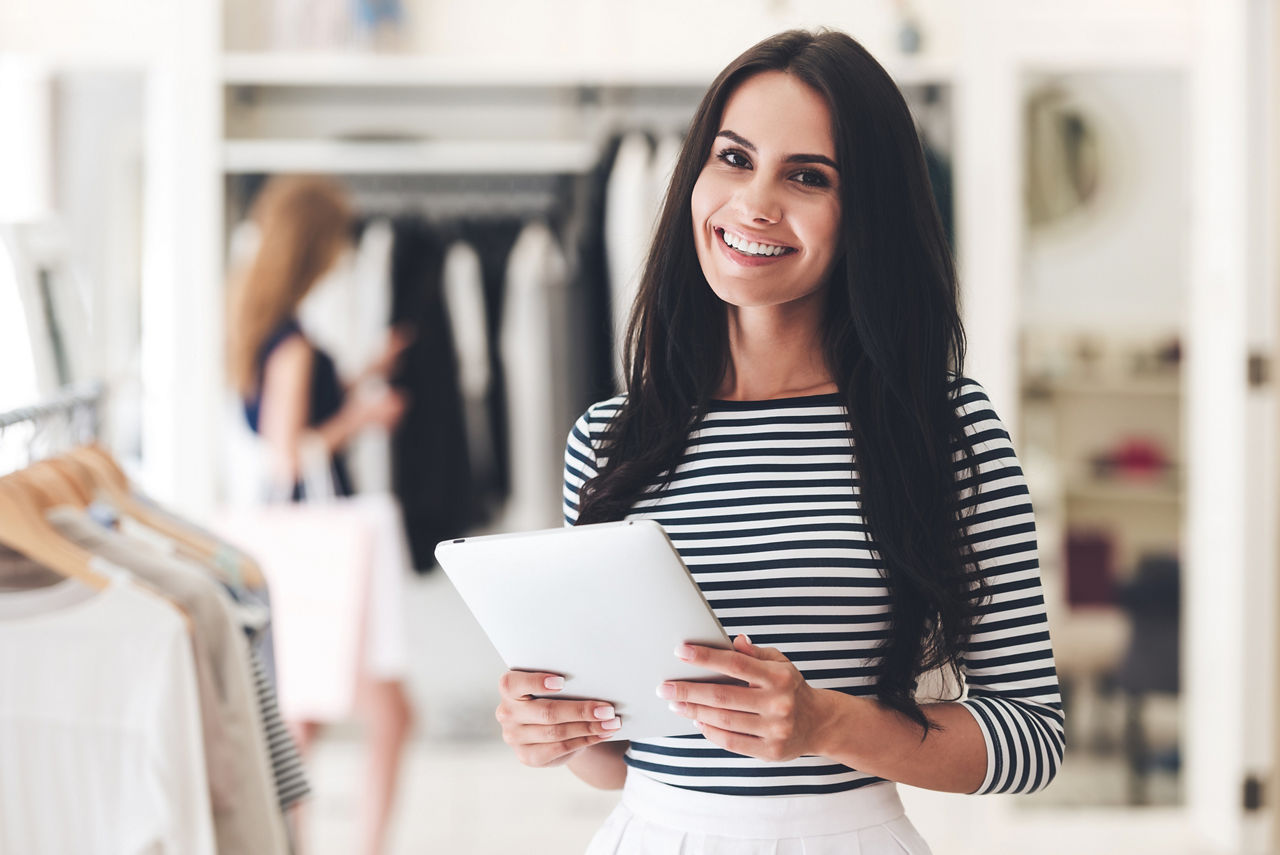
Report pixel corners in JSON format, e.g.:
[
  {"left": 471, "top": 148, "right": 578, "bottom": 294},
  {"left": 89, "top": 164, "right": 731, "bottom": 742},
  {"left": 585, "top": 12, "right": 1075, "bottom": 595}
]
[{"left": 576, "top": 29, "right": 988, "bottom": 739}]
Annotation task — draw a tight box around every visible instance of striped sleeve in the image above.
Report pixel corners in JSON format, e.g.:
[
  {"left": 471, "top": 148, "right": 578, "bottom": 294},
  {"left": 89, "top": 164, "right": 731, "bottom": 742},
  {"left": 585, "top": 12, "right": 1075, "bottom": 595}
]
[
  {"left": 951, "top": 379, "right": 1065, "bottom": 795},
  {"left": 563, "top": 397, "right": 621, "bottom": 526}
]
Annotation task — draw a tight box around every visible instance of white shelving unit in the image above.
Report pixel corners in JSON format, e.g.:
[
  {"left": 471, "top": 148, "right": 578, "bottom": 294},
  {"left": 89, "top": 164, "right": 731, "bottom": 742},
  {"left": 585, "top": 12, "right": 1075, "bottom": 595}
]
[
  {"left": 222, "top": 138, "right": 597, "bottom": 175},
  {"left": 220, "top": 50, "right": 955, "bottom": 89}
]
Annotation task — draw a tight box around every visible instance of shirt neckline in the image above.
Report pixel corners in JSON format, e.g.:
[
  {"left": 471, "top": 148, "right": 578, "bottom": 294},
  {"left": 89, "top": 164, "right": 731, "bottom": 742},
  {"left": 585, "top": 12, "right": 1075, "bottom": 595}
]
[{"left": 705, "top": 392, "right": 844, "bottom": 410}]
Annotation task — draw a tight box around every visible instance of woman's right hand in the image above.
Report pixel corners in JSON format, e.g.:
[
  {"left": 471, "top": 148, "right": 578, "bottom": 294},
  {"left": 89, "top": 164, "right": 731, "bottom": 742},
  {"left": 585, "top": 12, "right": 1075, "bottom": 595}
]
[
  {"left": 496, "top": 670, "right": 623, "bottom": 768},
  {"left": 349, "top": 382, "right": 407, "bottom": 431}
]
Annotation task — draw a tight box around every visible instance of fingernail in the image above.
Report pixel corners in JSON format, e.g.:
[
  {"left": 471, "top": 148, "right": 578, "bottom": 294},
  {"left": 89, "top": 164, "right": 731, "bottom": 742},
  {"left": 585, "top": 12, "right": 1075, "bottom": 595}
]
[
  {"left": 675, "top": 643, "right": 693, "bottom": 660},
  {"left": 694, "top": 720, "right": 706, "bottom": 730},
  {"left": 739, "top": 634, "right": 752, "bottom": 646},
  {"left": 601, "top": 717, "right": 622, "bottom": 731},
  {"left": 656, "top": 683, "right": 675, "bottom": 700},
  {"left": 593, "top": 705, "right": 615, "bottom": 720},
  {"left": 543, "top": 676, "right": 565, "bottom": 691},
  {"left": 668, "top": 701, "right": 687, "bottom": 715}
]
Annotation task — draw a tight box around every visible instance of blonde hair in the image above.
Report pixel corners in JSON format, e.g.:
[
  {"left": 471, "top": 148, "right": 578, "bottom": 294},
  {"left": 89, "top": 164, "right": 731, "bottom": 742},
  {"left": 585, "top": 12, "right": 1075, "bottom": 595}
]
[{"left": 227, "top": 175, "right": 353, "bottom": 395}]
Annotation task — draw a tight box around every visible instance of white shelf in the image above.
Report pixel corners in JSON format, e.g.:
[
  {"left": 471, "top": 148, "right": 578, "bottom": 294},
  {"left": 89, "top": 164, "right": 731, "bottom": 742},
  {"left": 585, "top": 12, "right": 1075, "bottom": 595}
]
[
  {"left": 1065, "top": 480, "right": 1182, "bottom": 506},
  {"left": 1024, "top": 376, "right": 1181, "bottom": 398},
  {"left": 222, "top": 52, "right": 717, "bottom": 88},
  {"left": 220, "top": 51, "right": 955, "bottom": 89},
  {"left": 222, "top": 138, "right": 597, "bottom": 175}
]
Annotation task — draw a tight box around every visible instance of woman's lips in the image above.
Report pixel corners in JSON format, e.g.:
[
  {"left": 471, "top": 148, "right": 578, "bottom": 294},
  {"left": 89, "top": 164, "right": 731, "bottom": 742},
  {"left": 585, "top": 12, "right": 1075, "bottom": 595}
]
[{"left": 714, "top": 227, "right": 796, "bottom": 267}]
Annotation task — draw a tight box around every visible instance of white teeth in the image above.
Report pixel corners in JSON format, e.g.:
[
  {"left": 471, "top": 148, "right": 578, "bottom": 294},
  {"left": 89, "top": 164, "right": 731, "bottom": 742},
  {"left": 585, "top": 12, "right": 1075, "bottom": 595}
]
[{"left": 721, "top": 229, "right": 788, "bottom": 257}]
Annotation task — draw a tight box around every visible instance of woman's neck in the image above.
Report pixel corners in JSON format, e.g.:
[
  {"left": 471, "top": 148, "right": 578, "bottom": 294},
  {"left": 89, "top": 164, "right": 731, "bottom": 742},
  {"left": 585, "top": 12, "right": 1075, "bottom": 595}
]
[{"left": 716, "top": 297, "right": 836, "bottom": 401}]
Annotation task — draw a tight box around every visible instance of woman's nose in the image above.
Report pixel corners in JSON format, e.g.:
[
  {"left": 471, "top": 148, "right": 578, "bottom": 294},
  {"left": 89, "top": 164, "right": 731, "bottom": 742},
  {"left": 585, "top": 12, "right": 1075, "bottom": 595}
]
[{"left": 733, "top": 174, "right": 782, "bottom": 224}]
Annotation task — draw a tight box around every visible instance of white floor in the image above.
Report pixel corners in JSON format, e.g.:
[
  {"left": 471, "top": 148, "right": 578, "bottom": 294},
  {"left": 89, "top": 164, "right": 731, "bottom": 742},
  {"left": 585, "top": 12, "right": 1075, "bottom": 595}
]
[{"left": 301, "top": 734, "right": 1217, "bottom": 855}]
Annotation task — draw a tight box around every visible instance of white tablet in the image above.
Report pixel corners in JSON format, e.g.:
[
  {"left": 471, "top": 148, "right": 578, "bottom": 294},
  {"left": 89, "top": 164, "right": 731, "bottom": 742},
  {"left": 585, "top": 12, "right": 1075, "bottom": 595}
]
[{"left": 434, "top": 519, "right": 734, "bottom": 741}]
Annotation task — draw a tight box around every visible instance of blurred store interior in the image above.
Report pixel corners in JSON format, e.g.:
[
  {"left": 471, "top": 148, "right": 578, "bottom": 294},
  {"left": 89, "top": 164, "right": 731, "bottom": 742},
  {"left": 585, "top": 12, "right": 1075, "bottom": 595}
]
[{"left": 1, "top": 0, "right": 1278, "bottom": 853}]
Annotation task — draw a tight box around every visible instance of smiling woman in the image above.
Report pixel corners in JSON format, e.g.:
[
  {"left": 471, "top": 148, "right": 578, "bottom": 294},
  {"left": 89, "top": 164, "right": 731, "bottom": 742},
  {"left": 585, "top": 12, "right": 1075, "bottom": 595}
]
[{"left": 492, "top": 27, "right": 1064, "bottom": 855}]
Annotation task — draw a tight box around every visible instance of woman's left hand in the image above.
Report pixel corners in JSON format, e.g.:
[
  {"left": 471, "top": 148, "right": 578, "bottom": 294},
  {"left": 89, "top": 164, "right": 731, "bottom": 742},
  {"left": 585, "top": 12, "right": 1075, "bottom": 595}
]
[{"left": 659, "top": 635, "right": 835, "bottom": 762}]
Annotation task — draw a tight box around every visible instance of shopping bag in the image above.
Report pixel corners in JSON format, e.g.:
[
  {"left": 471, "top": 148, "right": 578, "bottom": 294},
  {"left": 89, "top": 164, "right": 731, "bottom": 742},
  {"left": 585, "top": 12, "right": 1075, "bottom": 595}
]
[{"left": 210, "top": 435, "right": 374, "bottom": 723}]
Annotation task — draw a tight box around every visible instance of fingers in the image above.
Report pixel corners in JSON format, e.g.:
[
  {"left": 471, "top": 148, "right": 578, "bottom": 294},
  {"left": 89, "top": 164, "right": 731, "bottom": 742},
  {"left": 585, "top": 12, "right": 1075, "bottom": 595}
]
[
  {"left": 657, "top": 679, "right": 760, "bottom": 713},
  {"left": 675, "top": 640, "right": 770, "bottom": 683},
  {"left": 668, "top": 700, "right": 764, "bottom": 737},
  {"left": 496, "top": 670, "right": 622, "bottom": 768},
  {"left": 692, "top": 718, "right": 763, "bottom": 759},
  {"left": 497, "top": 671, "right": 618, "bottom": 725},
  {"left": 512, "top": 734, "right": 610, "bottom": 768},
  {"left": 498, "top": 670, "right": 568, "bottom": 701},
  {"left": 503, "top": 718, "right": 621, "bottom": 748},
  {"left": 497, "top": 696, "right": 616, "bottom": 727}
]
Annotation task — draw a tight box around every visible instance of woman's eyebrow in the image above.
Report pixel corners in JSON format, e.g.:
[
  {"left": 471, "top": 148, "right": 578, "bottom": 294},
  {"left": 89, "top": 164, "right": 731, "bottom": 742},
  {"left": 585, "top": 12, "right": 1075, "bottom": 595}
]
[{"left": 716, "top": 129, "right": 839, "bottom": 171}]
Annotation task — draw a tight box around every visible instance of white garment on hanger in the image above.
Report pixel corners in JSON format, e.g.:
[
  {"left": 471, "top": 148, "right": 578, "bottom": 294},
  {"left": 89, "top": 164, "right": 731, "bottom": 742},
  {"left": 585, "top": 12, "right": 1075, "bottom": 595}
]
[
  {"left": 0, "top": 565, "right": 215, "bottom": 855},
  {"left": 442, "top": 239, "right": 496, "bottom": 497},
  {"left": 604, "top": 133, "right": 654, "bottom": 389},
  {"left": 500, "top": 220, "right": 570, "bottom": 532},
  {"left": 442, "top": 240, "right": 490, "bottom": 401},
  {"left": 649, "top": 133, "right": 683, "bottom": 230},
  {"left": 297, "top": 218, "right": 396, "bottom": 494}
]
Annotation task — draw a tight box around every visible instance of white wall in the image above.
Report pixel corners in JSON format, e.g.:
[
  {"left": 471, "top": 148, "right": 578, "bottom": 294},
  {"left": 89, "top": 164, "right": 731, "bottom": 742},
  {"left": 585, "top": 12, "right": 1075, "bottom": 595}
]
[
  {"left": 221, "top": 0, "right": 964, "bottom": 65},
  {"left": 1022, "top": 72, "right": 1188, "bottom": 333}
]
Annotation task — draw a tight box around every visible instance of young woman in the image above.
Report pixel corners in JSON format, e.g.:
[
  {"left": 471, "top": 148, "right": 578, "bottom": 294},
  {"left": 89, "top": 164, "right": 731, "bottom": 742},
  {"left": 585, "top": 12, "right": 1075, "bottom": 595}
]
[
  {"left": 495, "top": 29, "right": 1064, "bottom": 854},
  {"left": 227, "top": 175, "right": 414, "bottom": 855}
]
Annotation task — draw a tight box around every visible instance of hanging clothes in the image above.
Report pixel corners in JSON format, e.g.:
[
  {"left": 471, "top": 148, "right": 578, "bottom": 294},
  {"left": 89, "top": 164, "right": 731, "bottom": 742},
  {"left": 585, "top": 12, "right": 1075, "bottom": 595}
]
[
  {"left": 649, "top": 133, "right": 683, "bottom": 219},
  {"left": 0, "top": 563, "right": 216, "bottom": 855},
  {"left": 442, "top": 239, "right": 497, "bottom": 521},
  {"left": 114, "top": 496, "right": 311, "bottom": 813},
  {"left": 44, "top": 508, "right": 290, "bottom": 855},
  {"left": 458, "top": 218, "right": 525, "bottom": 505},
  {"left": 500, "top": 220, "right": 571, "bottom": 532},
  {"left": 604, "top": 132, "right": 653, "bottom": 389},
  {"left": 569, "top": 133, "right": 626, "bottom": 407},
  {"left": 298, "top": 217, "right": 397, "bottom": 494},
  {"left": 388, "top": 217, "right": 469, "bottom": 571}
]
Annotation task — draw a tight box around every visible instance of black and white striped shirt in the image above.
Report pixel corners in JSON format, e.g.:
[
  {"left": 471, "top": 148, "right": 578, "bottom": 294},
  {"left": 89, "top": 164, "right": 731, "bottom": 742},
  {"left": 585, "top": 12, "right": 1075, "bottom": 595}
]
[{"left": 562, "top": 377, "right": 1064, "bottom": 796}]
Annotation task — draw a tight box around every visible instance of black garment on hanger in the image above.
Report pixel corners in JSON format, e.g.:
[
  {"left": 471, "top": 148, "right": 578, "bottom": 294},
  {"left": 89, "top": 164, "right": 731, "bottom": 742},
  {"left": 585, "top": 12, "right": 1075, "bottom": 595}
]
[
  {"left": 569, "top": 133, "right": 626, "bottom": 408},
  {"left": 388, "top": 217, "right": 471, "bottom": 572},
  {"left": 456, "top": 218, "right": 525, "bottom": 507}
]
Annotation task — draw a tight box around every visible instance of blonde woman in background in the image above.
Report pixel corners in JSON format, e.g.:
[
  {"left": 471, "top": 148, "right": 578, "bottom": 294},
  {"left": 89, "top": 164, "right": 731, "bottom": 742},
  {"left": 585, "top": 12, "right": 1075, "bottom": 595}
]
[{"left": 227, "top": 175, "right": 414, "bottom": 855}]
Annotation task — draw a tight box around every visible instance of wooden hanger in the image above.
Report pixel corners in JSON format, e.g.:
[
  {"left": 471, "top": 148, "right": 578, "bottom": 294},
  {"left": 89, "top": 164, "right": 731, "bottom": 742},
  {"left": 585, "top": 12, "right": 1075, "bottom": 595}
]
[
  {"left": 13, "top": 460, "right": 91, "bottom": 508},
  {"left": 1, "top": 467, "right": 197, "bottom": 632},
  {"left": 39, "top": 455, "right": 96, "bottom": 506},
  {"left": 63, "top": 444, "right": 265, "bottom": 588},
  {"left": 0, "top": 476, "right": 110, "bottom": 591}
]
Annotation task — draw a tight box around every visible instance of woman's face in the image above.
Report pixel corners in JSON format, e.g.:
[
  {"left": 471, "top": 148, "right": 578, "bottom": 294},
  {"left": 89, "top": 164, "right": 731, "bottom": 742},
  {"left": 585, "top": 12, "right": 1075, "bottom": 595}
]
[{"left": 690, "top": 71, "right": 842, "bottom": 312}]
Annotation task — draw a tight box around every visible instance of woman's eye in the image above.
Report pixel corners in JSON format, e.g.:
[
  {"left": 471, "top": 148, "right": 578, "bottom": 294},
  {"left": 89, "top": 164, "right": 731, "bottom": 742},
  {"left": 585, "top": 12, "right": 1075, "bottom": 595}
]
[
  {"left": 793, "top": 170, "right": 830, "bottom": 188},
  {"left": 716, "top": 149, "right": 750, "bottom": 168}
]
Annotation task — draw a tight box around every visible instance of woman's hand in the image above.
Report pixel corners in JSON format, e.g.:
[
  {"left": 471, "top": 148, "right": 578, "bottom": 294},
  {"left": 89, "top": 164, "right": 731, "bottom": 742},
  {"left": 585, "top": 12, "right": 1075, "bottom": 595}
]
[
  {"left": 348, "top": 382, "right": 407, "bottom": 431},
  {"left": 363, "top": 325, "right": 414, "bottom": 380},
  {"left": 495, "top": 670, "right": 623, "bottom": 768},
  {"left": 659, "top": 634, "right": 836, "bottom": 762}
]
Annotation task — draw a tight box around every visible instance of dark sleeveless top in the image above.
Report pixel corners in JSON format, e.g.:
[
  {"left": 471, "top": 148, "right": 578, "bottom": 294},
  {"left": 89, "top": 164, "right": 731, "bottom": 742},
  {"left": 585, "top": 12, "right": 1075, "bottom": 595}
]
[{"left": 243, "top": 318, "right": 353, "bottom": 499}]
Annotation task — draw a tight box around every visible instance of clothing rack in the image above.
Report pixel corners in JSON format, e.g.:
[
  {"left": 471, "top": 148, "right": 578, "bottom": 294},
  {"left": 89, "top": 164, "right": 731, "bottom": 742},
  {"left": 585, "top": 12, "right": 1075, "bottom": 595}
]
[
  {"left": 0, "top": 382, "right": 104, "bottom": 474},
  {"left": 0, "top": 381, "right": 103, "bottom": 432}
]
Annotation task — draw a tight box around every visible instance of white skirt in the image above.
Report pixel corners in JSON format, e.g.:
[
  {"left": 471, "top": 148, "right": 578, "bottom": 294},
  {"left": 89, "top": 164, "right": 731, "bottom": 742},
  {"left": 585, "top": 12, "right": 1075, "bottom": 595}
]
[{"left": 586, "top": 772, "right": 933, "bottom": 855}]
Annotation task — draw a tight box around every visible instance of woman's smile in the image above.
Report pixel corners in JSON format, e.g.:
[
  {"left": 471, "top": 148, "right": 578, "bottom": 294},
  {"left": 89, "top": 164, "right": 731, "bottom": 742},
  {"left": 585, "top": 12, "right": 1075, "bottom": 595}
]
[{"left": 714, "top": 226, "right": 798, "bottom": 267}]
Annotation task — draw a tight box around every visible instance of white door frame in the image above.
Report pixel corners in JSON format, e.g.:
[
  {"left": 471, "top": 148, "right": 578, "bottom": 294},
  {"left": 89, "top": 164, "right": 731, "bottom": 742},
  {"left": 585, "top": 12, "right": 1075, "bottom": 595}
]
[{"left": 948, "top": 2, "right": 1266, "bottom": 853}]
